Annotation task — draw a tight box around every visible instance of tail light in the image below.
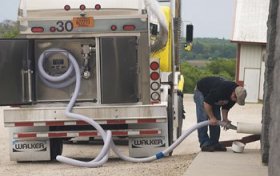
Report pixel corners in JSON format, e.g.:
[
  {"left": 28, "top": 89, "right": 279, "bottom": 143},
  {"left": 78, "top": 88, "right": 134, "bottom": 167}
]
[
  {"left": 151, "top": 82, "right": 160, "bottom": 91},
  {"left": 95, "top": 4, "right": 101, "bottom": 10},
  {"left": 150, "top": 72, "right": 160, "bottom": 80},
  {"left": 80, "top": 4, "right": 86, "bottom": 11},
  {"left": 150, "top": 62, "right": 159, "bottom": 70},
  {"left": 151, "top": 92, "right": 160, "bottom": 101},
  {"left": 31, "top": 27, "right": 44, "bottom": 33},
  {"left": 111, "top": 25, "right": 117, "bottom": 31},
  {"left": 64, "top": 5, "right": 71, "bottom": 11},
  {"left": 123, "top": 25, "right": 136, "bottom": 31},
  {"left": 50, "top": 27, "right": 56, "bottom": 32},
  {"left": 150, "top": 59, "right": 161, "bottom": 103}
]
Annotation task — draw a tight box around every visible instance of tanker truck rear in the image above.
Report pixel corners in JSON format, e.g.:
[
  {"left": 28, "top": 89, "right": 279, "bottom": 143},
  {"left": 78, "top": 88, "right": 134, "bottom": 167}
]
[{"left": 0, "top": 0, "right": 192, "bottom": 161}]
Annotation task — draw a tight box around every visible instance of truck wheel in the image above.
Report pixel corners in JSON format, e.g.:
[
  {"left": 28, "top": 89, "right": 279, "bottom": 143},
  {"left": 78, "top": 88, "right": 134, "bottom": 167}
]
[
  {"left": 50, "top": 138, "right": 63, "bottom": 160},
  {"left": 177, "top": 94, "right": 184, "bottom": 138},
  {"left": 167, "top": 95, "right": 174, "bottom": 156}
]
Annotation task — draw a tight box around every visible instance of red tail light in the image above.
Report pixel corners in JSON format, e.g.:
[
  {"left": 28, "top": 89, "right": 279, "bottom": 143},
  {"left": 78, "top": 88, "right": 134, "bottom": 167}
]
[
  {"left": 95, "top": 4, "right": 101, "bottom": 10},
  {"left": 50, "top": 27, "right": 56, "bottom": 32},
  {"left": 111, "top": 25, "right": 117, "bottom": 31},
  {"left": 31, "top": 27, "right": 44, "bottom": 33},
  {"left": 64, "top": 5, "right": 71, "bottom": 11},
  {"left": 150, "top": 72, "right": 160, "bottom": 80},
  {"left": 123, "top": 25, "right": 136, "bottom": 31},
  {"left": 150, "top": 62, "right": 159, "bottom": 70},
  {"left": 80, "top": 4, "right": 86, "bottom": 10}
]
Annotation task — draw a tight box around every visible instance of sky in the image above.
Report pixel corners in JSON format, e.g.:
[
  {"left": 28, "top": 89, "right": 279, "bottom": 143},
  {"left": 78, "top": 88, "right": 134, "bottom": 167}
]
[
  {"left": 182, "top": 0, "right": 235, "bottom": 39},
  {"left": 0, "top": 0, "right": 235, "bottom": 39}
]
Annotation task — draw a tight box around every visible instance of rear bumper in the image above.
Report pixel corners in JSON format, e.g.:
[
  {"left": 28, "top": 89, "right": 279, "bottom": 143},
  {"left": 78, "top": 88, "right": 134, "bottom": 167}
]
[{"left": 4, "top": 104, "right": 167, "bottom": 125}]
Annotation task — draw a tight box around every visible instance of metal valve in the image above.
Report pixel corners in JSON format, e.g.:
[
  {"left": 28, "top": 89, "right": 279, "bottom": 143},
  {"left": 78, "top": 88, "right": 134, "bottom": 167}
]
[{"left": 81, "top": 44, "right": 95, "bottom": 79}]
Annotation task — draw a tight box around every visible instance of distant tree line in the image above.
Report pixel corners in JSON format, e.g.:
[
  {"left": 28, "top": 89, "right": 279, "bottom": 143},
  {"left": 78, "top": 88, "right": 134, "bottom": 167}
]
[
  {"left": 180, "top": 38, "right": 236, "bottom": 60},
  {"left": 0, "top": 20, "right": 19, "bottom": 38},
  {"left": 181, "top": 59, "right": 236, "bottom": 93},
  {"left": 179, "top": 38, "right": 237, "bottom": 93}
]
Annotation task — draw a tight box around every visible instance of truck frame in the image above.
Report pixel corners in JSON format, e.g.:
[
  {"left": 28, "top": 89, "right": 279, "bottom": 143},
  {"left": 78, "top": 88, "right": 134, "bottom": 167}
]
[{"left": 0, "top": 0, "right": 190, "bottom": 161}]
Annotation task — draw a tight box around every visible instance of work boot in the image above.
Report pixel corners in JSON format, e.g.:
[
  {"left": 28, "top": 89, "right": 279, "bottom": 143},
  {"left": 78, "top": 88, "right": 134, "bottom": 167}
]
[
  {"left": 214, "top": 143, "right": 227, "bottom": 151},
  {"left": 201, "top": 145, "right": 215, "bottom": 152}
]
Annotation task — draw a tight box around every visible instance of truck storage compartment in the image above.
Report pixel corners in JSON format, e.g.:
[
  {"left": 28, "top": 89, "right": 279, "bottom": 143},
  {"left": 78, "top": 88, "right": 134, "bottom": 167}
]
[
  {"left": 34, "top": 39, "right": 97, "bottom": 103},
  {"left": 100, "top": 36, "right": 139, "bottom": 104},
  {"left": 0, "top": 39, "right": 34, "bottom": 106}
]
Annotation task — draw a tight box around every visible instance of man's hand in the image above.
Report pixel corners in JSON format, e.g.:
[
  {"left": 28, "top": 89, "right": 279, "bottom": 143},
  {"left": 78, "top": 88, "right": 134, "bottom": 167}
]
[
  {"left": 221, "top": 120, "right": 238, "bottom": 131},
  {"left": 221, "top": 119, "right": 232, "bottom": 130},
  {"left": 209, "top": 117, "right": 219, "bottom": 126}
]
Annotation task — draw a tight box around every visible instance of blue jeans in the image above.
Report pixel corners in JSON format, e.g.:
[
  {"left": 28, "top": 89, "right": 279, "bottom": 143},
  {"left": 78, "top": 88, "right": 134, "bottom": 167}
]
[{"left": 194, "top": 89, "right": 221, "bottom": 148}]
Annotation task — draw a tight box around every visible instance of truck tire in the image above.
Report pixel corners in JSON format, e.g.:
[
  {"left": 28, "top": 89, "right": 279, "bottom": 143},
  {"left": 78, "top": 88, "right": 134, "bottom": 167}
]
[
  {"left": 177, "top": 94, "right": 184, "bottom": 138},
  {"left": 167, "top": 95, "right": 174, "bottom": 156},
  {"left": 50, "top": 138, "right": 63, "bottom": 160}
]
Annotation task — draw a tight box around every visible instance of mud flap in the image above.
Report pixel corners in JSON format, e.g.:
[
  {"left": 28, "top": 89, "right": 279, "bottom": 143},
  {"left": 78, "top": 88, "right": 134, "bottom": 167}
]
[
  {"left": 129, "top": 136, "right": 167, "bottom": 158},
  {"left": 128, "top": 123, "right": 169, "bottom": 158},
  {"left": 9, "top": 127, "right": 51, "bottom": 161},
  {"left": 11, "top": 139, "right": 51, "bottom": 161}
]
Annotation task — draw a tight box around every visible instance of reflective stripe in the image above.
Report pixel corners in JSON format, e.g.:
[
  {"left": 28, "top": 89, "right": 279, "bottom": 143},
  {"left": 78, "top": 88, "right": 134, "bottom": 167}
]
[
  {"left": 14, "top": 129, "right": 161, "bottom": 139},
  {"left": 8, "top": 118, "right": 166, "bottom": 127}
]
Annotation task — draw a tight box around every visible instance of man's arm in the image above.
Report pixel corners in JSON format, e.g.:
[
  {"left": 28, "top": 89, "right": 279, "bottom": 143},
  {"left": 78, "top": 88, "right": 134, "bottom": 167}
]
[
  {"left": 221, "top": 109, "right": 230, "bottom": 122},
  {"left": 222, "top": 100, "right": 235, "bottom": 122},
  {"left": 204, "top": 102, "right": 218, "bottom": 125}
]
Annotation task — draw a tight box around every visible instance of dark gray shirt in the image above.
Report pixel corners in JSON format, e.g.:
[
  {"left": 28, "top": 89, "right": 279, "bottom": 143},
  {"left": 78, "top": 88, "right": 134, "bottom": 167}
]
[{"left": 197, "top": 77, "right": 238, "bottom": 110}]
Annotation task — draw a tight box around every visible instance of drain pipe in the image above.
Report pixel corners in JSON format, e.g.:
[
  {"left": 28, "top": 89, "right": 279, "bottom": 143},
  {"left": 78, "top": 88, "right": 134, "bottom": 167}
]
[
  {"left": 220, "top": 122, "right": 262, "bottom": 150},
  {"left": 236, "top": 122, "right": 262, "bottom": 135},
  {"left": 38, "top": 48, "right": 228, "bottom": 167},
  {"left": 233, "top": 122, "right": 261, "bottom": 153}
]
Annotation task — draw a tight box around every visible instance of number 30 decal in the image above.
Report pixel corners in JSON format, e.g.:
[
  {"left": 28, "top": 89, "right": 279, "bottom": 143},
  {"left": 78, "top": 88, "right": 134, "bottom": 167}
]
[{"left": 56, "top": 20, "right": 73, "bottom": 32}]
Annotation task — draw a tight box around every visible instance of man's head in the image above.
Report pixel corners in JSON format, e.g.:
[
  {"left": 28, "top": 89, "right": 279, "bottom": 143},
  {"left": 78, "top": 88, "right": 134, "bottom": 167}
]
[{"left": 231, "top": 86, "right": 247, "bottom": 105}]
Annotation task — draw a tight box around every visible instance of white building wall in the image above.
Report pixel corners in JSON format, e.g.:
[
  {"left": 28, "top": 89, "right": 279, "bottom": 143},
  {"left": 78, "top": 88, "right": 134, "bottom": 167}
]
[
  {"left": 239, "top": 44, "right": 262, "bottom": 81},
  {"left": 232, "top": 0, "right": 269, "bottom": 43}
]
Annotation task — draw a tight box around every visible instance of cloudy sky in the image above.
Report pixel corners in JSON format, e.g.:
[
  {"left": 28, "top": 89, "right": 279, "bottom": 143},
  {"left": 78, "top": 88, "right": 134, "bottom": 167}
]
[
  {"left": 0, "top": 0, "right": 235, "bottom": 39},
  {"left": 182, "top": 0, "right": 235, "bottom": 39}
]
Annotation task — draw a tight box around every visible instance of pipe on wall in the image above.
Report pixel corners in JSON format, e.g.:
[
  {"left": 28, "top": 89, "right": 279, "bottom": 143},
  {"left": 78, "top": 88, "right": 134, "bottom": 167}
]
[{"left": 237, "top": 122, "right": 262, "bottom": 135}]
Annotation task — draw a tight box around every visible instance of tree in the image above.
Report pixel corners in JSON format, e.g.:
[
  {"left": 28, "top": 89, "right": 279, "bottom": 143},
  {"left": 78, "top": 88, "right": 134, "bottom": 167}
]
[
  {"left": 181, "top": 62, "right": 212, "bottom": 93},
  {"left": 205, "top": 58, "right": 236, "bottom": 80},
  {"left": 180, "top": 38, "right": 236, "bottom": 60},
  {"left": 0, "top": 20, "right": 19, "bottom": 38},
  {"left": 181, "top": 58, "right": 236, "bottom": 93}
]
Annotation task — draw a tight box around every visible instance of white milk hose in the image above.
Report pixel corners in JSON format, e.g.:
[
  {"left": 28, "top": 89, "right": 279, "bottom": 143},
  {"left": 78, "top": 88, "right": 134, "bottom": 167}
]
[
  {"left": 38, "top": 48, "right": 226, "bottom": 167},
  {"left": 144, "top": 0, "right": 168, "bottom": 51}
]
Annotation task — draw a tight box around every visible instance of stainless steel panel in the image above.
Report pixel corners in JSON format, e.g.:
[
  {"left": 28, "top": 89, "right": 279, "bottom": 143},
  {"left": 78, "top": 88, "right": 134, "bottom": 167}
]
[
  {"left": 29, "top": 18, "right": 148, "bottom": 34},
  {"left": 35, "top": 39, "right": 97, "bottom": 102},
  {"left": 100, "top": 37, "right": 138, "bottom": 104},
  {"left": 137, "top": 32, "right": 150, "bottom": 104},
  {"left": 0, "top": 40, "right": 34, "bottom": 105}
]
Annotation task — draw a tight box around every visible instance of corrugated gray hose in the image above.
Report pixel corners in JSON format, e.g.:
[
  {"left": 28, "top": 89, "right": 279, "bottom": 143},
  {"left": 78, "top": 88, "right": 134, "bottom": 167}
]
[
  {"left": 144, "top": 0, "right": 168, "bottom": 52},
  {"left": 38, "top": 48, "right": 226, "bottom": 167}
]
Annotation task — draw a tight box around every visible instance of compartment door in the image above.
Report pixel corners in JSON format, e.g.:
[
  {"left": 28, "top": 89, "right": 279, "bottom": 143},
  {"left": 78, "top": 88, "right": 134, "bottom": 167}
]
[
  {"left": 0, "top": 40, "right": 34, "bottom": 106},
  {"left": 100, "top": 37, "right": 139, "bottom": 104}
]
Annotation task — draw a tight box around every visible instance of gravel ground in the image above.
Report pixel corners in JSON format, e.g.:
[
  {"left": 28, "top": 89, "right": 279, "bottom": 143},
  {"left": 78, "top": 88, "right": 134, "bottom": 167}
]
[
  {"left": 0, "top": 95, "right": 198, "bottom": 176},
  {"left": 0, "top": 153, "right": 196, "bottom": 176},
  {"left": 0, "top": 94, "right": 262, "bottom": 176}
]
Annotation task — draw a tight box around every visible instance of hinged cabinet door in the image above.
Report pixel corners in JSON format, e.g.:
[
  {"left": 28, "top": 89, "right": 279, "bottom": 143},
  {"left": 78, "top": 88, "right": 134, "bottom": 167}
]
[
  {"left": 0, "top": 39, "right": 34, "bottom": 106},
  {"left": 100, "top": 37, "right": 139, "bottom": 104}
]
